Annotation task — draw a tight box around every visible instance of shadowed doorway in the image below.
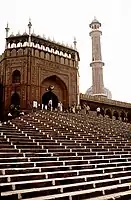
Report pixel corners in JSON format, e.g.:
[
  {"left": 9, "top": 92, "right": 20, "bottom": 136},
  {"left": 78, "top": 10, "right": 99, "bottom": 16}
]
[
  {"left": 42, "top": 90, "right": 59, "bottom": 109},
  {"left": 11, "top": 93, "right": 20, "bottom": 107}
]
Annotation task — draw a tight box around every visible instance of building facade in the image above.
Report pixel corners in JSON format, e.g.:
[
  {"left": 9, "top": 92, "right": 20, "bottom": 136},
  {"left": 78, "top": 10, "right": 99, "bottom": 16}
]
[
  {"left": 0, "top": 19, "right": 131, "bottom": 122},
  {"left": 0, "top": 21, "right": 80, "bottom": 113}
]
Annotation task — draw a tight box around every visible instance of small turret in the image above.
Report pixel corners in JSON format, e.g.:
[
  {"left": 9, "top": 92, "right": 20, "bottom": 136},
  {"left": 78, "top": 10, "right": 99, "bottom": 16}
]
[
  {"left": 28, "top": 18, "right": 32, "bottom": 46},
  {"left": 5, "top": 23, "right": 10, "bottom": 49},
  {"left": 5, "top": 22, "right": 10, "bottom": 38},
  {"left": 73, "top": 37, "right": 77, "bottom": 50}
]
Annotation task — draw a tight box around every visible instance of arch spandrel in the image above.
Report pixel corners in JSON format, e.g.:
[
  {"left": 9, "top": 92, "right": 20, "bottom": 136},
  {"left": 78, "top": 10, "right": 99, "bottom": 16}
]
[{"left": 41, "top": 74, "right": 68, "bottom": 90}]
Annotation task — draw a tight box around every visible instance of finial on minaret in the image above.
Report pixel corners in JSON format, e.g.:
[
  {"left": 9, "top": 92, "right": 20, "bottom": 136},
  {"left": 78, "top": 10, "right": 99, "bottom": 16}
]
[
  {"left": 5, "top": 22, "right": 10, "bottom": 38},
  {"left": 28, "top": 18, "right": 32, "bottom": 36},
  {"left": 5, "top": 22, "right": 10, "bottom": 49},
  {"left": 28, "top": 18, "right": 32, "bottom": 46},
  {"left": 73, "top": 37, "right": 77, "bottom": 50},
  {"left": 94, "top": 16, "right": 97, "bottom": 20}
]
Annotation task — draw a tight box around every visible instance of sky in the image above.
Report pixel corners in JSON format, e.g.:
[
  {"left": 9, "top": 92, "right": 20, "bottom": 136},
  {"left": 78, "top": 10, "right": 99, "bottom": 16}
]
[{"left": 0, "top": 0, "right": 131, "bottom": 103}]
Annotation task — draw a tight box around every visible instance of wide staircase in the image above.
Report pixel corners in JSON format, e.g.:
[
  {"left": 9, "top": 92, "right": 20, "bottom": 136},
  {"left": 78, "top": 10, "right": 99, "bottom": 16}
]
[{"left": 0, "top": 110, "right": 131, "bottom": 200}]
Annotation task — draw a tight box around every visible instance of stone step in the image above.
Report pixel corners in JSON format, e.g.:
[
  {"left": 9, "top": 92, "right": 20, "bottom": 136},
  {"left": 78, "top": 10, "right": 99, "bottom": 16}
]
[
  {"left": 1, "top": 167, "right": 131, "bottom": 186},
  {"left": 0, "top": 153, "right": 23, "bottom": 158},
  {"left": 1, "top": 180, "right": 131, "bottom": 200},
  {"left": 1, "top": 161, "right": 131, "bottom": 176},
  {"left": 84, "top": 190, "right": 131, "bottom": 200}
]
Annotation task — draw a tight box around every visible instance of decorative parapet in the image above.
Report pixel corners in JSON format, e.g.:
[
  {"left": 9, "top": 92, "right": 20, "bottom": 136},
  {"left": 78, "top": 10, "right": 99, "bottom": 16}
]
[
  {"left": 80, "top": 93, "right": 131, "bottom": 109},
  {"left": 5, "top": 33, "right": 80, "bottom": 61},
  {"left": 4, "top": 47, "right": 76, "bottom": 68}
]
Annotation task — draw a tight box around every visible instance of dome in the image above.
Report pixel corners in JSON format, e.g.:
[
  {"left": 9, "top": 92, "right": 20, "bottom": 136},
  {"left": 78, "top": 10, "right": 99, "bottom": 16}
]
[
  {"left": 85, "top": 86, "right": 112, "bottom": 99},
  {"left": 23, "top": 31, "right": 28, "bottom": 36},
  {"left": 16, "top": 32, "right": 21, "bottom": 36},
  {"left": 9, "top": 33, "right": 15, "bottom": 37},
  {"left": 92, "top": 17, "right": 100, "bottom": 24},
  {"left": 37, "top": 35, "right": 41, "bottom": 38}
]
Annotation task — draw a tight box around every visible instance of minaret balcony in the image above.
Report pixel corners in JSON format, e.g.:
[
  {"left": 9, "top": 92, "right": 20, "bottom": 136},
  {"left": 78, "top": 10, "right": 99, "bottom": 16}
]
[
  {"left": 90, "top": 60, "right": 104, "bottom": 67},
  {"left": 89, "top": 30, "right": 102, "bottom": 37}
]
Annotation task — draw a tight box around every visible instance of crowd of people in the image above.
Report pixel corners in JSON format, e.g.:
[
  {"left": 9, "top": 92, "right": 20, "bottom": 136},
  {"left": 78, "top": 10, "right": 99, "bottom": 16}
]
[
  {"left": 7, "top": 99, "right": 103, "bottom": 120},
  {"left": 7, "top": 99, "right": 130, "bottom": 124},
  {"left": 5, "top": 100, "right": 131, "bottom": 139}
]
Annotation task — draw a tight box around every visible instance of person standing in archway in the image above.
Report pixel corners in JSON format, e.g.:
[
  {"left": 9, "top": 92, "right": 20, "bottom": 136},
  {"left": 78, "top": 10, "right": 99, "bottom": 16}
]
[
  {"left": 86, "top": 105, "right": 90, "bottom": 115},
  {"left": 48, "top": 99, "right": 52, "bottom": 111},
  {"left": 33, "top": 100, "right": 38, "bottom": 112},
  {"left": 60, "top": 102, "right": 63, "bottom": 112},
  {"left": 96, "top": 107, "right": 101, "bottom": 117}
]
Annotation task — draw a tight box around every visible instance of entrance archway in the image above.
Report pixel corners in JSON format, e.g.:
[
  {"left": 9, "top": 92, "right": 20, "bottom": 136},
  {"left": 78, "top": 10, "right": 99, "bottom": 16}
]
[
  {"left": 113, "top": 110, "right": 119, "bottom": 120},
  {"left": 105, "top": 109, "right": 112, "bottom": 119},
  {"left": 127, "top": 111, "right": 131, "bottom": 123},
  {"left": 100, "top": 108, "right": 104, "bottom": 117},
  {"left": 42, "top": 90, "right": 58, "bottom": 109},
  {"left": 11, "top": 93, "right": 20, "bottom": 107},
  {"left": 41, "top": 75, "right": 68, "bottom": 108},
  {"left": 120, "top": 111, "right": 126, "bottom": 122}
]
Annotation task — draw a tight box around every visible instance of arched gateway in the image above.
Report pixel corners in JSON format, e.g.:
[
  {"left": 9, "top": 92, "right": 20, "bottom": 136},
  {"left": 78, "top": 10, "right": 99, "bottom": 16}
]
[{"left": 41, "top": 75, "right": 68, "bottom": 109}]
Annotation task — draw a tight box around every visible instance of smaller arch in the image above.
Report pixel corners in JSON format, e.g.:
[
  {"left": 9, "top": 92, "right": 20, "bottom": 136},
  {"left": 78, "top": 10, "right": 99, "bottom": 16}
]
[
  {"left": 120, "top": 111, "right": 126, "bottom": 122},
  {"left": 51, "top": 54, "right": 55, "bottom": 61},
  {"left": 11, "top": 49, "right": 16, "bottom": 56},
  {"left": 12, "top": 70, "right": 21, "bottom": 83},
  {"left": 127, "top": 110, "right": 131, "bottom": 123},
  {"left": 17, "top": 48, "right": 23, "bottom": 56},
  {"left": 65, "top": 58, "right": 68, "bottom": 65},
  {"left": 60, "top": 57, "right": 65, "bottom": 64},
  {"left": 45, "top": 52, "right": 50, "bottom": 60},
  {"left": 100, "top": 108, "right": 104, "bottom": 117},
  {"left": 105, "top": 109, "right": 112, "bottom": 118},
  {"left": 56, "top": 55, "right": 60, "bottom": 63},
  {"left": 113, "top": 110, "right": 119, "bottom": 120},
  {"left": 35, "top": 49, "right": 40, "bottom": 57}
]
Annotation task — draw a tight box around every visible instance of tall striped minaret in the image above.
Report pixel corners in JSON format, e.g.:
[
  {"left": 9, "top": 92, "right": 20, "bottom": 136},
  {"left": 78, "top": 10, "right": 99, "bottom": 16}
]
[{"left": 89, "top": 17, "right": 106, "bottom": 97}]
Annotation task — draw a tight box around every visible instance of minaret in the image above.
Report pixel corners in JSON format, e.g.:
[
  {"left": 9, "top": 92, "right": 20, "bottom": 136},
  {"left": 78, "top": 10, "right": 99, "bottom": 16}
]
[
  {"left": 5, "top": 23, "right": 10, "bottom": 49},
  {"left": 28, "top": 18, "right": 32, "bottom": 46},
  {"left": 73, "top": 37, "right": 80, "bottom": 105},
  {"left": 89, "top": 17, "right": 106, "bottom": 97}
]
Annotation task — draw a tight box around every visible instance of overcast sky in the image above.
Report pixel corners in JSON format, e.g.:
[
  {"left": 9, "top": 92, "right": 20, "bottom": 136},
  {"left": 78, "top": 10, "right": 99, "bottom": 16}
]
[{"left": 0, "top": 0, "right": 130, "bottom": 103}]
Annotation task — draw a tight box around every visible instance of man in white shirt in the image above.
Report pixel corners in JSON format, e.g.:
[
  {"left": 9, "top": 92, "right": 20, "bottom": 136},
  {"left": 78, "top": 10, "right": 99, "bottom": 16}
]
[
  {"left": 33, "top": 101, "right": 38, "bottom": 112},
  {"left": 96, "top": 107, "right": 101, "bottom": 117}
]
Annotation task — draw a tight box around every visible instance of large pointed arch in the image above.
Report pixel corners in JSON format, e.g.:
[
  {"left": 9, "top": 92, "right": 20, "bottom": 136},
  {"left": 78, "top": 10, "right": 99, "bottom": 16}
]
[
  {"left": 105, "top": 109, "right": 112, "bottom": 119},
  {"left": 113, "top": 110, "right": 119, "bottom": 120},
  {"left": 41, "top": 75, "right": 68, "bottom": 108}
]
